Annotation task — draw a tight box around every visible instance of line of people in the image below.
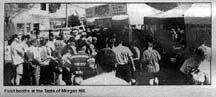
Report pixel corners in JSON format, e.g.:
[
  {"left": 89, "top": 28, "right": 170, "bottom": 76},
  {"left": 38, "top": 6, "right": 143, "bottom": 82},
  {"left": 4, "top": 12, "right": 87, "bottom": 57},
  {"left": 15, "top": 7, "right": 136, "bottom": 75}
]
[{"left": 4, "top": 28, "right": 211, "bottom": 85}]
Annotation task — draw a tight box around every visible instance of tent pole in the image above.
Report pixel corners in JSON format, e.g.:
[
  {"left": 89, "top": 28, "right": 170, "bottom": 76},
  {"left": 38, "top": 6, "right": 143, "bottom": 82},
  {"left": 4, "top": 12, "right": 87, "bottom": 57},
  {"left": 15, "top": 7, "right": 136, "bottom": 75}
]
[
  {"left": 66, "top": 3, "right": 68, "bottom": 28},
  {"left": 128, "top": 16, "right": 132, "bottom": 43}
]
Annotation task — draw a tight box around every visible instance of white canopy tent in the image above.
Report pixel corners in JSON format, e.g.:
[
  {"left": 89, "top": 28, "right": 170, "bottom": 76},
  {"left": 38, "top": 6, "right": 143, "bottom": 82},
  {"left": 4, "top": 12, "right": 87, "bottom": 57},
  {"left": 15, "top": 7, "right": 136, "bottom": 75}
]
[
  {"left": 145, "top": 3, "right": 211, "bottom": 48},
  {"left": 184, "top": 3, "right": 211, "bottom": 18},
  {"left": 149, "top": 4, "right": 192, "bottom": 18},
  {"left": 184, "top": 3, "right": 211, "bottom": 24},
  {"left": 148, "top": 3, "right": 211, "bottom": 24},
  {"left": 112, "top": 4, "right": 163, "bottom": 25}
]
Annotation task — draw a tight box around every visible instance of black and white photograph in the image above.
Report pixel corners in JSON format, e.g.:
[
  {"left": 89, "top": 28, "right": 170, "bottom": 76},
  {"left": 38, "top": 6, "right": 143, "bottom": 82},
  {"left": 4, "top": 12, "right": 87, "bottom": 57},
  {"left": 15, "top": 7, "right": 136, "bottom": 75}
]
[
  {"left": 3, "top": 2, "right": 212, "bottom": 86},
  {"left": 1, "top": 0, "right": 216, "bottom": 97}
]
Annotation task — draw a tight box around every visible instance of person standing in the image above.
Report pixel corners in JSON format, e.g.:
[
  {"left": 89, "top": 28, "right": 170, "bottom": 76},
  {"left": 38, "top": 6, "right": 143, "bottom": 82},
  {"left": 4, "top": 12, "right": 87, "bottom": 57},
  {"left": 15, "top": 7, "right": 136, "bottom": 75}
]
[
  {"left": 25, "top": 39, "right": 41, "bottom": 85},
  {"left": 10, "top": 34, "right": 25, "bottom": 85},
  {"left": 60, "top": 37, "right": 77, "bottom": 85},
  {"left": 39, "top": 39, "right": 56, "bottom": 85},
  {"left": 180, "top": 48, "right": 207, "bottom": 85},
  {"left": 63, "top": 39, "right": 90, "bottom": 85},
  {"left": 197, "top": 41, "right": 211, "bottom": 85},
  {"left": 61, "top": 37, "right": 77, "bottom": 56},
  {"left": 81, "top": 48, "right": 129, "bottom": 85},
  {"left": 54, "top": 36, "right": 66, "bottom": 59},
  {"left": 130, "top": 40, "right": 141, "bottom": 75},
  {"left": 21, "top": 35, "right": 29, "bottom": 53},
  {"left": 142, "top": 41, "right": 161, "bottom": 85},
  {"left": 46, "top": 33, "right": 55, "bottom": 52},
  {"left": 112, "top": 38, "right": 136, "bottom": 83}
]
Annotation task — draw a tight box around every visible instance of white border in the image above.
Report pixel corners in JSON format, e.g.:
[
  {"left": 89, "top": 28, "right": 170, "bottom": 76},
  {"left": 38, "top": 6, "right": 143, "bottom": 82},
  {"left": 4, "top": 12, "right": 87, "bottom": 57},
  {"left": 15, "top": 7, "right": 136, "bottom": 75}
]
[{"left": 0, "top": 0, "right": 216, "bottom": 97}]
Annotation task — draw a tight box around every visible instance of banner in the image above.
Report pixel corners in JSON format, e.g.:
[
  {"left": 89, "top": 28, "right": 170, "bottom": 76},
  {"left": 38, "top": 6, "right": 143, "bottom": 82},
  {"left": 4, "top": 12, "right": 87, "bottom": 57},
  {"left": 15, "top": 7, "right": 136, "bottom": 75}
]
[
  {"left": 86, "top": 4, "right": 127, "bottom": 18},
  {"left": 86, "top": 7, "right": 95, "bottom": 18},
  {"left": 110, "top": 3, "right": 127, "bottom": 15},
  {"left": 95, "top": 5, "right": 110, "bottom": 17}
]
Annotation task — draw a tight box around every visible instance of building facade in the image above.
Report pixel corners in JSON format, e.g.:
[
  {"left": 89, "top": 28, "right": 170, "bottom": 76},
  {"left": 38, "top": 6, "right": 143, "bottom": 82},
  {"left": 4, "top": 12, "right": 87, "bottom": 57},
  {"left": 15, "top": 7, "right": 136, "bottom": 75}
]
[{"left": 11, "top": 4, "right": 50, "bottom": 35}]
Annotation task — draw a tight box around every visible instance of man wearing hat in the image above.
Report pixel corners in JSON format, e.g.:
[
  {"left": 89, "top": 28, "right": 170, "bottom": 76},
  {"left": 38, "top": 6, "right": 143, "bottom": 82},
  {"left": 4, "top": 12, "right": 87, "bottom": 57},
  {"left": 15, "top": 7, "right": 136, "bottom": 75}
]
[{"left": 81, "top": 48, "right": 129, "bottom": 85}]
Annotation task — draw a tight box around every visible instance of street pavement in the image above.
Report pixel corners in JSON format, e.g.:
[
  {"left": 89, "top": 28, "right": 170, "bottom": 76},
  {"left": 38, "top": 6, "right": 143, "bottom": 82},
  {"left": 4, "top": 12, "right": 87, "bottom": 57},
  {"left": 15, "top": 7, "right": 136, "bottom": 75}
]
[
  {"left": 134, "top": 66, "right": 187, "bottom": 85},
  {"left": 4, "top": 62, "right": 188, "bottom": 86}
]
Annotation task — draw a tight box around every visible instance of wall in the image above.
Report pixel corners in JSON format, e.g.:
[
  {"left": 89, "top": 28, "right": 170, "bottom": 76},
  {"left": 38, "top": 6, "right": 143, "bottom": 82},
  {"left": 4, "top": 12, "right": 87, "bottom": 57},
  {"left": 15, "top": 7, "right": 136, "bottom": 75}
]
[{"left": 11, "top": 4, "right": 50, "bottom": 35}]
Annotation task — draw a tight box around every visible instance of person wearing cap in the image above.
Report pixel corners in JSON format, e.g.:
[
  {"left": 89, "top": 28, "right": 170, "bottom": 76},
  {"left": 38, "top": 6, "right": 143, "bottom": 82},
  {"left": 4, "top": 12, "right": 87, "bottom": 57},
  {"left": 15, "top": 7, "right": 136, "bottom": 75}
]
[{"left": 81, "top": 48, "right": 129, "bottom": 85}]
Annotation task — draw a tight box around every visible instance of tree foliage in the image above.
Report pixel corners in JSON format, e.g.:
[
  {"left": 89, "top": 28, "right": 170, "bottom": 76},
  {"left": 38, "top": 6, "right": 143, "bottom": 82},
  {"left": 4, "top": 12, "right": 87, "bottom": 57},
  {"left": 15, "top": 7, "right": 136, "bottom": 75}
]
[
  {"left": 49, "top": 3, "right": 61, "bottom": 13},
  {"left": 68, "top": 15, "right": 81, "bottom": 27}
]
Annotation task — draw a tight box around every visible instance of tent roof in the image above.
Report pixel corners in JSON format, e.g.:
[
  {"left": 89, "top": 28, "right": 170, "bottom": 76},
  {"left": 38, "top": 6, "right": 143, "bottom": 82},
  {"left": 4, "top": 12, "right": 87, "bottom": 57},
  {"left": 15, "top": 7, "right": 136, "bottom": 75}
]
[
  {"left": 127, "top": 4, "right": 163, "bottom": 25},
  {"left": 184, "top": 3, "right": 211, "bottom": 17},
  {"left": 149, "top": 4, "right": 192, "bottom": 18},
  {"left": 147, "top": 3, "right": 211, "bottom": 24},
  {"left": 149, "top": 3, "right": 211, "bottom": 18},
  {"left": 112, "top": 4, "right": 163, "bottom": 25}
]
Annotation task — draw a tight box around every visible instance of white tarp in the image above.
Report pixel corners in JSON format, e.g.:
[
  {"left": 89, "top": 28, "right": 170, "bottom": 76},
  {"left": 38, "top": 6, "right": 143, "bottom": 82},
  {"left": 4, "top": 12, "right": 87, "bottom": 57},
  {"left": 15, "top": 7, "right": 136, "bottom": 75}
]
[
  {"left": 148, "top": 3, "right": 211, "bottom": 24},
  {"left": 184, "top": 3, "right": 211, "bottom": 17},
  {"left": 149, "top": 4, "right": 192, "bottom": 18},
  {"left": 112, "top": 4, "right": 162, "bottom": 25},
  {"left": 184, "top": 3, "right": 211, "bottom": 24},
  {"left": 127, "top": 4, "right": 162, "bottom": 25}
]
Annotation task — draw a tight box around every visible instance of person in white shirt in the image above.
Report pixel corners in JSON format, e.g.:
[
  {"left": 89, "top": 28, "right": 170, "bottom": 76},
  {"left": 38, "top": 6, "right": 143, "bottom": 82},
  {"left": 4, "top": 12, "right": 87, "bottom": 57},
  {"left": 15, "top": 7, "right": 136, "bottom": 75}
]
[
  {"left": 81, "top": 48, "right": 129, "bottom": 85},
  {"left": 142, "top": 41, "right": 161, "bottom": 85},
  {"left": 198, "top": 41, "right": 211, "bottom": 62},
  {"left": 21, "top": 35, "right": 30, "bottom": 53},
  {"left": 180, "top": 49, "right": 206, "bottom": 85},
  {"left": 10, "top": 34, "right": 24, "bottom": 85},
  {"left": 112, "top": 38, "right": 136, "bottom": 83},
  {"left": 197, "top": 41, "right": 211, "bottom": 84},
  {"left": 25, "top": 39, "right": 41, "bottom": 85},
  {"left": 46, "top": 33, "right": 55, "bottom": 52},
  {"left": 40, "top": 39, "right": 56, "bottom": 85}
]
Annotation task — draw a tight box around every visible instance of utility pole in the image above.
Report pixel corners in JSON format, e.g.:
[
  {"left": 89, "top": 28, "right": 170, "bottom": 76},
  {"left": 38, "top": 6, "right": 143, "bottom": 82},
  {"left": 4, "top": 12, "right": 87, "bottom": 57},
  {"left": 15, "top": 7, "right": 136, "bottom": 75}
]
[{"left": 66, "top": 3, "right": 68, "bottom": 28}]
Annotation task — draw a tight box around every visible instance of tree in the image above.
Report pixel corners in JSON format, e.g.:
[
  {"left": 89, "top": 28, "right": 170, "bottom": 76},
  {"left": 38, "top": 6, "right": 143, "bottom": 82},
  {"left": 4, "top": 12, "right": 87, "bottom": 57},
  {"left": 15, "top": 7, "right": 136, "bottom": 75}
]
[
  {"left": 49, "top": 3, "right": 61, "bottom": 13},
  {"left": 68, "top": 15, "right": 81, "bottom": 27}
]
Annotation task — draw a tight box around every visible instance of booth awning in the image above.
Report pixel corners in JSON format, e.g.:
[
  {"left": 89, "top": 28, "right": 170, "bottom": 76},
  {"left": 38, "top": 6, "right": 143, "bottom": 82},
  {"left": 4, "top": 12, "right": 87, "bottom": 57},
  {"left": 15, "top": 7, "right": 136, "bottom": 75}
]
[
  {"left": 184, "top": 3, "right": 211, "bottom": 24},
  {"left": 149, "top": 4, "right": 192, "bottom": 18},
  {"left": 148, "top": 3, "right": 211, "bottom": 24},
  {"left": 112, "top": 4, "right": 162, "bottom": 25}
]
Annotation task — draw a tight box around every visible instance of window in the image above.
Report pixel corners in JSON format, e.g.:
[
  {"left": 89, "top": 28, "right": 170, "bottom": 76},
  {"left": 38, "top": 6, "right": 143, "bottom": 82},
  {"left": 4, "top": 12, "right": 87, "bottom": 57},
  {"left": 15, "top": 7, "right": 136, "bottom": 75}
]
[
  {"left": 16, "top": 23, "right": 24, "bottom": 34},
  {"left": 41, "top": 3, "right": 46, "bottom": 10},
  {"left": 26, "top": 23, "right": 31, "bottom": 33},
  {"left": 34, "top": 23, "right": 40, "bottom": 30},
  {"left": 34, "top": 23, "right": 40, "bottom": 35}
]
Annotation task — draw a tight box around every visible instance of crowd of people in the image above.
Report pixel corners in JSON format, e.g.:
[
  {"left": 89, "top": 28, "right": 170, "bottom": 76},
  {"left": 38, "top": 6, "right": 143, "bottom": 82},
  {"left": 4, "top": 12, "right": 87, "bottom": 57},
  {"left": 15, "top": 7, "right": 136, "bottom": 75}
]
[{"left": 4, "top": 27, "right": 211, "bottom": 86}]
